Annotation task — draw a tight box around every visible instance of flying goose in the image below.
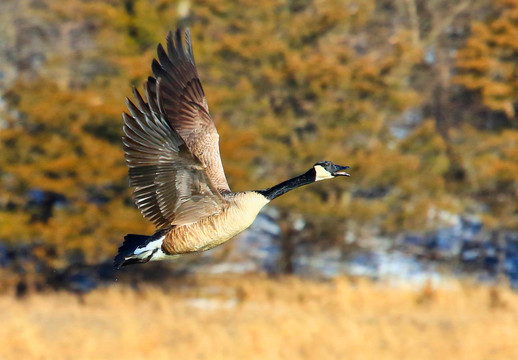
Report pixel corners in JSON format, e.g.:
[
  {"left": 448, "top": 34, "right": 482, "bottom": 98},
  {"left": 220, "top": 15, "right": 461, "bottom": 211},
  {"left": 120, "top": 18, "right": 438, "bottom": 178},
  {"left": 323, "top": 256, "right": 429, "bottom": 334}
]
[{"left": 114, "top": 28, "right": 350, "bottom": 268}]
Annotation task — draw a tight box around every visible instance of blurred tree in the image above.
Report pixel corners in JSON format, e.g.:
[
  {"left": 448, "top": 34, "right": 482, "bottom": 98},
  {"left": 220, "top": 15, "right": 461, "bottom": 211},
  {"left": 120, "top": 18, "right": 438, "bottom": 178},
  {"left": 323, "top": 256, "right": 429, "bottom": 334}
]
[
  {"left": 391, "top": 0, "right": 492, "bottom": 181},
  {"left": 0, "top": 1, "right": 157, "bottom": 268},
  {"left": 455, "top": 0, "right": 518, "bottom": 122},
  {"left": 453, "top": 0, "right": 518, "bottom": 229},
  {"left": 187, "top": 0, "right": 464, "bottom": 267},
  {"left": 1, "top": 0, "right": 517, "bottom": 278},
  {"left": 0, "top": 0, "right": 264, "bottom": 270}
]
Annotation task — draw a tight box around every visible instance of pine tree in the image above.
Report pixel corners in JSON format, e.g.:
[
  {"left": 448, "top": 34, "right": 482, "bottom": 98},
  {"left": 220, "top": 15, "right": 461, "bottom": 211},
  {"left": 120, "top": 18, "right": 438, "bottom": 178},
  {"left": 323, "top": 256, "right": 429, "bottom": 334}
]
[
  {"left": 3, "top": 0, "right": 516, "bottom": 277},
  {"left": 455, "top": 0, "right": 518, "bottom": 119}
]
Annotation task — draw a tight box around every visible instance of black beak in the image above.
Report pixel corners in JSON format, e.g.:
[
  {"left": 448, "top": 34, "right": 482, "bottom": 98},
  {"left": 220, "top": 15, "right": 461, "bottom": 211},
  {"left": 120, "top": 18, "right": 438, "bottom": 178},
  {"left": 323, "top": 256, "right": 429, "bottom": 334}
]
[{"left": 332, "top": 165, "right": 351, "bottom": 177}]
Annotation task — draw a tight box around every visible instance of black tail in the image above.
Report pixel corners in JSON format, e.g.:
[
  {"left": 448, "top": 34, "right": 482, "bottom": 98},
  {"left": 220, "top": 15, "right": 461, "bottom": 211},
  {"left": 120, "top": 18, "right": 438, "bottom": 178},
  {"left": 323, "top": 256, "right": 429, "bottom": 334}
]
[{"left": 113, "top": 231, "right": 167, "bottom": 269}]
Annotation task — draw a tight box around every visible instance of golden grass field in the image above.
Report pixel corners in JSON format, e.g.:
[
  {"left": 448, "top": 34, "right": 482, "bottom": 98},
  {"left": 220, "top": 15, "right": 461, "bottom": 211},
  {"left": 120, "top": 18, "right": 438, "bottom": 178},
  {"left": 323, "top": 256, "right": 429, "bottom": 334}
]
[{"left": 1, "top": 275, "right": 517, "bottom": 360}]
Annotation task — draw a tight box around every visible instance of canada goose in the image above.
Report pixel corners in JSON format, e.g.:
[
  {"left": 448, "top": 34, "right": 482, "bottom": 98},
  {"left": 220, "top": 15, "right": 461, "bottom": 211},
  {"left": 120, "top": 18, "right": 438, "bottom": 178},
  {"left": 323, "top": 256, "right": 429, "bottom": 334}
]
[{"left": 114, "top": 28, "right": 350, "bottom": 268}]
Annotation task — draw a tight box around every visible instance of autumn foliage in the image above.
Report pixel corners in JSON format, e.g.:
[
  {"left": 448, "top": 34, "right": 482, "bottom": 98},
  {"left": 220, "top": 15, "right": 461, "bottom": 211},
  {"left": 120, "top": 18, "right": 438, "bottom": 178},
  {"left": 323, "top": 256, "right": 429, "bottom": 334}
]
[{"left": 0, "top": 0, "right": 517, "bottom": 270}]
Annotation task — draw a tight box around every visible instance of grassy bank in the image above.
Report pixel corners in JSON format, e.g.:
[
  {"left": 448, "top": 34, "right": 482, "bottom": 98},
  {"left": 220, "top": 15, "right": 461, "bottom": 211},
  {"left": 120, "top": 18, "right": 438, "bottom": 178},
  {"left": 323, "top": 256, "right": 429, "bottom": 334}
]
[{"left": 1, "top": 275, "right": 517, "bottom": 360}]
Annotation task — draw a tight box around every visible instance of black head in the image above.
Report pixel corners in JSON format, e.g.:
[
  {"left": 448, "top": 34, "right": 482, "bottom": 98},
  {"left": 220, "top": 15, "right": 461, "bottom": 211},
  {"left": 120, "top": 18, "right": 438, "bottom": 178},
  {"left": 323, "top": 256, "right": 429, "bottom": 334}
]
[
  {"left": 313, "top": 161, "right": 350, "bottom": 181},
  {"left": 255, "top": 160, "right": 351, "bottom": 201}
]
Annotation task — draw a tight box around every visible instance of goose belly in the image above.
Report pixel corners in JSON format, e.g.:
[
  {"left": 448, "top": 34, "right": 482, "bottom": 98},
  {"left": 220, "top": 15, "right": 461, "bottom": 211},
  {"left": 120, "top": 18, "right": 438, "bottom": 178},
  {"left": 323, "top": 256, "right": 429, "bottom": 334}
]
[{"left": 163, "top": 193, "right": 269, "bottom": 254}]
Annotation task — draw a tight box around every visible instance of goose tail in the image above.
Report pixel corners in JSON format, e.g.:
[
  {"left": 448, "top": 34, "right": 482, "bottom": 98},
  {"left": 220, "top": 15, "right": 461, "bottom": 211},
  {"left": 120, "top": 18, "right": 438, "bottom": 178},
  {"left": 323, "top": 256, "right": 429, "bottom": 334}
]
[{"left": 114, "top": 230, "right": 168, "bottom": 269}]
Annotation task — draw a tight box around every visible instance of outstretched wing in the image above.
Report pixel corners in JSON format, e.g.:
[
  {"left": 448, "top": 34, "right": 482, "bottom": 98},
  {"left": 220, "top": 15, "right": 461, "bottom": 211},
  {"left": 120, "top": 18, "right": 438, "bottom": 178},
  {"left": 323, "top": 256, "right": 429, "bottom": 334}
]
[
  {"left": 147, "top": 28, "right": 231, "bottom": 194},
  {"left": 122, "top": 80, "right": 227, "bottom": 229}
]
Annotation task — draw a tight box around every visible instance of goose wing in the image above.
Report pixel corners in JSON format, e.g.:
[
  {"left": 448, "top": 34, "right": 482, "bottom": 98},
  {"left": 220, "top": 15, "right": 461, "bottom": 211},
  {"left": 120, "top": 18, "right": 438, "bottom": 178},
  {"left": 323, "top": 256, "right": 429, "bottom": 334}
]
[
  {"left": 146, "top": 28, "right": 230, "bottom": 194},
  {"left": 123, "top": 80, "right": 227, "bottom": 229}
]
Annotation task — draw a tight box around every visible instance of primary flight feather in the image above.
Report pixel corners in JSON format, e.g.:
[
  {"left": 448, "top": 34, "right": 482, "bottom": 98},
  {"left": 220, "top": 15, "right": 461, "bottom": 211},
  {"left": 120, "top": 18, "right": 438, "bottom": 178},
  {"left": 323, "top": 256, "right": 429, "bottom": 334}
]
[{"left": 114, "top": 28, "right": 350, "bottom": 268}]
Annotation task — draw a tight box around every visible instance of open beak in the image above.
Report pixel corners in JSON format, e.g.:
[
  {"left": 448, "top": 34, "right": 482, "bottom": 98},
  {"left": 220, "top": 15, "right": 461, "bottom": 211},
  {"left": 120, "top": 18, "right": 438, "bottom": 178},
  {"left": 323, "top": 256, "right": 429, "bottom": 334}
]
[{"left": 333, "top": 165, "right": 351, "bottom": 177}]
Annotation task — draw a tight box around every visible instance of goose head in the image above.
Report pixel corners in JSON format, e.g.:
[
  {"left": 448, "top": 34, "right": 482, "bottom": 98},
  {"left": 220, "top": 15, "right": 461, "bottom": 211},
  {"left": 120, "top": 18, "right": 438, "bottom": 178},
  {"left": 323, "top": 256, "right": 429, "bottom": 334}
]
[{"left": 313, "top": 161, "right": 350, "bottom": 181}]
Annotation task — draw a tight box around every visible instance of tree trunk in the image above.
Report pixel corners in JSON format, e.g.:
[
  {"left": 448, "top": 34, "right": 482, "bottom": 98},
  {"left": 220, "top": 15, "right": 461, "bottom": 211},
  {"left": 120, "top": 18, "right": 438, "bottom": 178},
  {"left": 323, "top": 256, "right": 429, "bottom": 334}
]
[{"left": 278, "top": 215, "right": 296, "bottom": 274}]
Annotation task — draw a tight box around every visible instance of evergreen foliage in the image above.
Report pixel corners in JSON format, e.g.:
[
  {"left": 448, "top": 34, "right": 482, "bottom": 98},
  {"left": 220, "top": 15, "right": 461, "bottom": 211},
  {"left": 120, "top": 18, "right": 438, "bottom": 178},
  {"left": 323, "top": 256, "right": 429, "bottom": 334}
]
[{"left": 0, "top": 0, "right": 516, "bottom": 271}]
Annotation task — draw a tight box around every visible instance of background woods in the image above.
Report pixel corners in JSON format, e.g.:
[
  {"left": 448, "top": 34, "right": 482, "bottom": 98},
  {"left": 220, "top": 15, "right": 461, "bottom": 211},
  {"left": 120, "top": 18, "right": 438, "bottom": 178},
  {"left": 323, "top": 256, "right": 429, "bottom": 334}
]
[{"left": 0, "top": 0, "right": 518, "bottom": 281}]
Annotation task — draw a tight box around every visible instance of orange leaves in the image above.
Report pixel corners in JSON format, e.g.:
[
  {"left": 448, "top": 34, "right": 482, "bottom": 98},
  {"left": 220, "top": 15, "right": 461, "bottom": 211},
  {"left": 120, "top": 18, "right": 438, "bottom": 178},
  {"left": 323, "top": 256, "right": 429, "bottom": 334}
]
[
  {"left": 355, "top": 143, "right": 420, "bottom": 187},
  {"left": 0, "top": 76, "right": 127, "bottom": 198},
  {"left": 483, "top": 83, "right": 515, "bottom": 117},
  {"left": 455, "top": 0, "right": 518, "bottom": 118},
  {"left": 462, "top": 128, "right": 518, "bottom": 188},
  {"left": 3, "top": 0, "right": 518, "bottom": 268},
  {"left": 188, "top": 0, "right": 443, "bottom": 235}
]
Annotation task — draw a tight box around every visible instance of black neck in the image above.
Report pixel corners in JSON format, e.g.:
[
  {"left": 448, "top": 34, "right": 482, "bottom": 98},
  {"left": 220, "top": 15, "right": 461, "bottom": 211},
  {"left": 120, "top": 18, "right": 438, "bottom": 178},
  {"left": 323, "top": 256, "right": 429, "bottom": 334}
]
[{"left": 257, "top": 168, "right": 316, "bottom": 201}]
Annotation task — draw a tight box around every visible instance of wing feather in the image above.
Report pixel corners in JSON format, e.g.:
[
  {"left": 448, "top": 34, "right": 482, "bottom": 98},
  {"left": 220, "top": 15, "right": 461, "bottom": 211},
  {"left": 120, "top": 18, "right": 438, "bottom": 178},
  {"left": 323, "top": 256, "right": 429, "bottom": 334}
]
[
  {"left": 147, "top": 28, "right": 230, "bottom": 193},
  {"left": 123, "top": 82, "right": 227, "bottom": 229}
]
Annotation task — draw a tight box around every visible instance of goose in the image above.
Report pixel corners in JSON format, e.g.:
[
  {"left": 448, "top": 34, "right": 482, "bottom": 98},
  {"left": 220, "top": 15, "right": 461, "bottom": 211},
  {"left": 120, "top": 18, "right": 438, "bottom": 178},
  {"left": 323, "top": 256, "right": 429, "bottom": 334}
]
[{"left": 114, "top": 28, "right": 350, "bottom": 268}]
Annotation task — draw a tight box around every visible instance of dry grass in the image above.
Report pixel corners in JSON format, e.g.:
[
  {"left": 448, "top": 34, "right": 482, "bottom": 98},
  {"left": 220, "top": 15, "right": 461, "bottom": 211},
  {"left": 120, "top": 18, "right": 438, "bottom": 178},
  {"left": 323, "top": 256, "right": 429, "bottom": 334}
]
[{"left": 0, "top": 275, "right": 517, "bottom": 360}]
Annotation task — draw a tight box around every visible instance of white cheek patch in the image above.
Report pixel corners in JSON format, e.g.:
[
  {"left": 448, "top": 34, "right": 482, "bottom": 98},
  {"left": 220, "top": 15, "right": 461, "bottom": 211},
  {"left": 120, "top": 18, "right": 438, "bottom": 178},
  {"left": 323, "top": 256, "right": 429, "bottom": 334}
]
[{"left": 314, "top": 165, "right": 334, "bottom": 181}]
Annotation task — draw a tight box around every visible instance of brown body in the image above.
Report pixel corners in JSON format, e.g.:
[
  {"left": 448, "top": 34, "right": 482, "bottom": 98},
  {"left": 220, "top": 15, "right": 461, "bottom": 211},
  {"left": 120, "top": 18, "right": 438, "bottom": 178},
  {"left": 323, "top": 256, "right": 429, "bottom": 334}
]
[{"left": 162, "top": 192, "right": 269, "bottom": 254}]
